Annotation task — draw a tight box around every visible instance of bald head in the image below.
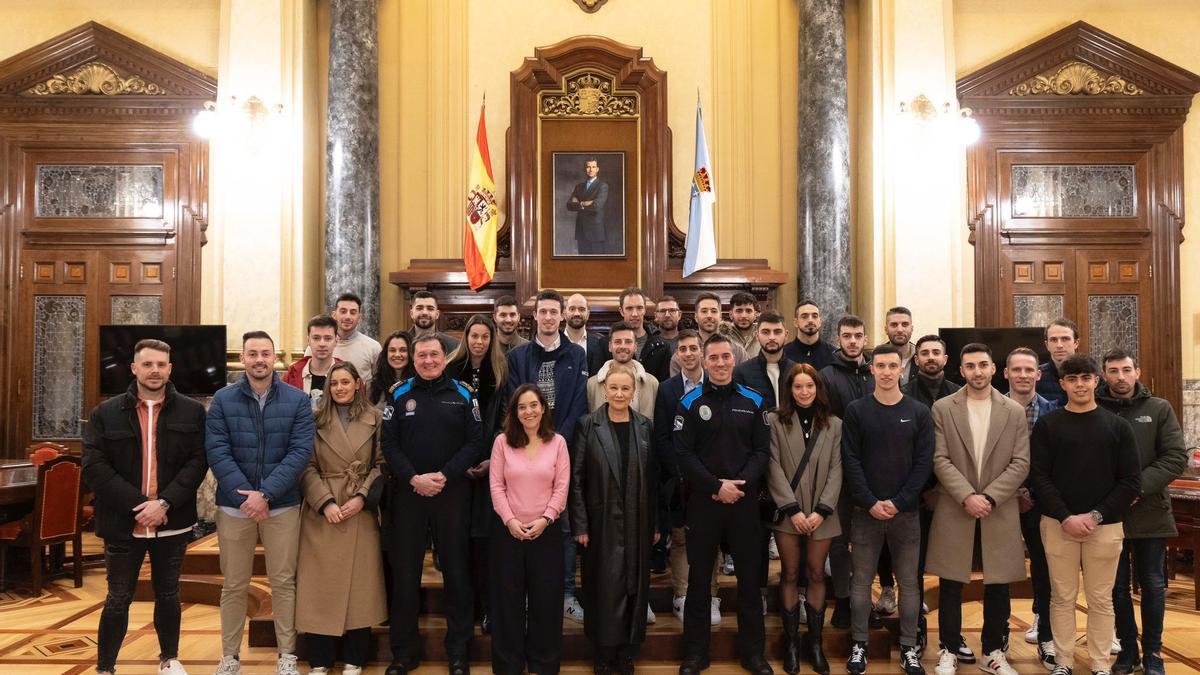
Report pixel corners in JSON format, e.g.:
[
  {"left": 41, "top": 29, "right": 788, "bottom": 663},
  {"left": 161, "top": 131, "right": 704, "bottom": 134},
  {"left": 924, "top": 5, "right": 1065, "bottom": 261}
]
[{"left": 565, "top": 293, "right": 590, "bottom": 331}]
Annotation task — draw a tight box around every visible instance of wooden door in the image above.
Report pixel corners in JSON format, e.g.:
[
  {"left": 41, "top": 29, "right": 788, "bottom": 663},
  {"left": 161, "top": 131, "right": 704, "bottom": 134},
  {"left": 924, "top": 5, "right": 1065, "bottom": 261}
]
[{"left": 1073, "top": 248, "right": 1154, "bottom": 388}]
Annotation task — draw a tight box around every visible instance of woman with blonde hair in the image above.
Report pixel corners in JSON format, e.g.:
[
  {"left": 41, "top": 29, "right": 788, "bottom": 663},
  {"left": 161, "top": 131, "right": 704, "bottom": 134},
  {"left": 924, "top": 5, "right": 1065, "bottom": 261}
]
[
  {"left": 296, "top": 362, "right": 386, "bottom": 675},
  {"left": 768, "top": 363, "right": 842, "bottom": 675}
]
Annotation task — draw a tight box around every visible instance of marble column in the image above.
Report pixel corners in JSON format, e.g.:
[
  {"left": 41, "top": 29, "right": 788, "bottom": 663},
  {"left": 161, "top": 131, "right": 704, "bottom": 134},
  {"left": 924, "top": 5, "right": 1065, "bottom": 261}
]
[
  {"left": 797, "top": 0, "right": 851, "bottom": 339},
  {"left": 325, "top": 0, "right": 381, "bottom": 337}
]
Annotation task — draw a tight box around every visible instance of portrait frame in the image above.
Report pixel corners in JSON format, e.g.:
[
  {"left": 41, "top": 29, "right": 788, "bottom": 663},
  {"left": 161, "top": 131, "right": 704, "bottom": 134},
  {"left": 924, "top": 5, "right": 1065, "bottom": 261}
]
[{"left": 551, "top": 151, "right": 626, "bottom": 258}]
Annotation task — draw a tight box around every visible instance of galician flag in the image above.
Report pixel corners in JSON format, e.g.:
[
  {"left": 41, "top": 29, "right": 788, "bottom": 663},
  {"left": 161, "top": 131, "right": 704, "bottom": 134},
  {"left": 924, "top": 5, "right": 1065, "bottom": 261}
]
[
  {"left": 684, "top": 98, "right": 717, "bottom": 277},
  {"left": 464, "top": 100, "right": 498, "bottom": 290}
]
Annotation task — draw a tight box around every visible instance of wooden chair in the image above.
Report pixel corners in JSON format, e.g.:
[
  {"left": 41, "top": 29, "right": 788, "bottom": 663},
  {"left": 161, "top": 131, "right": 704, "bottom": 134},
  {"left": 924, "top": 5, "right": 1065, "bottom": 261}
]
[
  {"left": 0, "top": 455, "right": 84, "bottom": 595},
  {"left": 27, "top": 441, "right": 67, "bottom": 466}
]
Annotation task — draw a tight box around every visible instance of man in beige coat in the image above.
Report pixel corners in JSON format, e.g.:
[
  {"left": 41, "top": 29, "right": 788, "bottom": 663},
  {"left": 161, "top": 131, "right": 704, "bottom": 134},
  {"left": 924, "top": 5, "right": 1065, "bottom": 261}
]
[
  {"left": 926, "top": 343, "right": 1029, "bottom": 675},
  {"left": 586, "top": 321, "right": 659, "bottom": 415}
]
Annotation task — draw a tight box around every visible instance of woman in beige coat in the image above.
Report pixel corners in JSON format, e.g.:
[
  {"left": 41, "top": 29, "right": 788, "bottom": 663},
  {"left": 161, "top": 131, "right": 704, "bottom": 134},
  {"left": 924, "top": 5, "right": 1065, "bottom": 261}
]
[
  {"left": 296, "top": 363, "right": 386, "bottom": 675},
  {"left": 767, "top": 363, "right": 842, "bottom": 675}
]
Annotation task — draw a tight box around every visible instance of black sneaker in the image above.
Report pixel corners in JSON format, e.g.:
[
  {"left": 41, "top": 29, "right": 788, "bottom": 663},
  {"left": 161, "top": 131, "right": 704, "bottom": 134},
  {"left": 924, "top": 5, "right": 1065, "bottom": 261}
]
[
  {"left": 955, "top": 637, "right": 976, "bottom": 664},
  {"left": 1038, "top": 641, "right": 1058, "bottom": 670},
  {"left": 846, "top": 640, "right": 868, "bottom": 674},
  {"left": 1049, "top": 666, "right": 1072, "bottom": 675},
  {"left": 1111, "top": 658, "right": 1142, "bottom": 675},
  {"left": 901, "top": 645, "right": 926, "bottom": 675}
]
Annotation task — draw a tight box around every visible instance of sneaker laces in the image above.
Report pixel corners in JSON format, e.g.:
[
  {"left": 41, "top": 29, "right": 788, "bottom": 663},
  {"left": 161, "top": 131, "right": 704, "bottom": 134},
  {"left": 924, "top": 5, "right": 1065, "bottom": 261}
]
[
  {"left": 937, "top": 649, "right": 956, "bottom": 666},
  {"left": 903, "top": 649, "right": 921, "bottom": 668},
  {"left": 850, "top": 643, "right": 866, "bottom": 662}
]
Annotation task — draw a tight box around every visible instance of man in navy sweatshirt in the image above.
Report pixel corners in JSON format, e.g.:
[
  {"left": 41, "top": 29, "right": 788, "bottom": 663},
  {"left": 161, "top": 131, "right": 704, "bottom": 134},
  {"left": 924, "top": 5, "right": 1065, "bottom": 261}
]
[{"left": 841, "top": 343, "right": 934, "bottom": 675}]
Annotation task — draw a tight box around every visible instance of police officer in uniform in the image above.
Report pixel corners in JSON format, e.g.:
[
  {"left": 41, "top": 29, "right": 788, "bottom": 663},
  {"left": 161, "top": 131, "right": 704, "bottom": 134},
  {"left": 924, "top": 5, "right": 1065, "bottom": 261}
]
[
  {"left": 382, "top": 335, "right": 485, "bottom": 675},
  {"left": 674, "top": 333, "right": 774, "bottom": 675}
]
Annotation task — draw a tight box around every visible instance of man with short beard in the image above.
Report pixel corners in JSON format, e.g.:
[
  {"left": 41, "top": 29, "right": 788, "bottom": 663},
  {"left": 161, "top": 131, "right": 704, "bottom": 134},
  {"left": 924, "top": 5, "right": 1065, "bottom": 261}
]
[
  {"left": 671, "top": 292, "right": 747, "bottom": 377},
  {"left": 406, "top": 290, "right": 460, "bottom": 355},
  {"left": 719, "top": 291, "right": 762, "bottom": 358},
  {"left": 587, "top": 321, "right": 660, "bottom": 414},
  {"left": 879, "top": 306, "right": 916, "bottom": 386},
  {"left": 601, "top": 287, "right": 672, "bottom": 382},
  {"left": 902, "top": 335, "right": 960, "bottom": 408},
  {"left": 316, "top": 292, "right": 382, "bottom": 390},
  {"left": 654, "top": 295, "right": 682, "bottom": 353},
  {"left": 492, "top": 295, "right": 528, "bottom": 353},
  {"left": 564, "top": 292, "right": 608, "bottom": 375},
  {"left": 783, "top": 300, "right": 835, "bottom": 370}
]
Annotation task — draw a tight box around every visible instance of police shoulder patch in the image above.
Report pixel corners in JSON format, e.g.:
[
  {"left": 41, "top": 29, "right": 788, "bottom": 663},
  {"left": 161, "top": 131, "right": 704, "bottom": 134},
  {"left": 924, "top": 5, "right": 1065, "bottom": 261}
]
[
  {"left": 673, "top": 415, "right": 684, "bottom": 431},
  {"left": 382, "top": 405, "right": 394, "bottom": 421}
]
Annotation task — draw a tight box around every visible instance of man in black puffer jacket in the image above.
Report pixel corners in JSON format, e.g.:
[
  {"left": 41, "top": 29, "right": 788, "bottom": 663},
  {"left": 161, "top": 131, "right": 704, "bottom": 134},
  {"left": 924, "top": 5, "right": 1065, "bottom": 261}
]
[{"left": 82, "top": 338, "right": 208, "bottom": 675}]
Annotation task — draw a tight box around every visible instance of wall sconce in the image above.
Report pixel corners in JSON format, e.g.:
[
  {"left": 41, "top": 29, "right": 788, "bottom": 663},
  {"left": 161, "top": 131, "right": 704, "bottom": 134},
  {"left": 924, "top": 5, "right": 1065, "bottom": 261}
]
[
  {"left": 898, "top": 94, "right": 980, "bottom": 145},
  {"left": 193, "top": 95, "right": 285, "bottom": 140}
]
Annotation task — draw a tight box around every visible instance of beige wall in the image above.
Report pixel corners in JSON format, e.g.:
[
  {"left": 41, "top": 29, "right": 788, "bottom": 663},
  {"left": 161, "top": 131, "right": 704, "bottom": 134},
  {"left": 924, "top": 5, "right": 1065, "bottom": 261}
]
[
  {"left": 954, "top": 0, "right": 1200, "bottom": 379},
  {"left": 0, "top": 1, "right": 218, "bottom": 77}
]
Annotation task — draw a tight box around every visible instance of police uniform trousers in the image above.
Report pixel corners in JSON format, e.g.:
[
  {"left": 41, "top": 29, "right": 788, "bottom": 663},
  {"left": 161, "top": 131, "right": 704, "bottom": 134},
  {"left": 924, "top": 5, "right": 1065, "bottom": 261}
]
[
  {"left": 387, "top": 480, "right": 473, "bottom": 662},
  {"left": 683, "top": 492, "right": 765, "bottom": 660}
]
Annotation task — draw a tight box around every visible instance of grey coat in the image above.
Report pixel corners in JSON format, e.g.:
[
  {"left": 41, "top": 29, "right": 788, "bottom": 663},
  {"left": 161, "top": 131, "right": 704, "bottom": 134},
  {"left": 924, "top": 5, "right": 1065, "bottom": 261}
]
[
  {"left": 767, "top": 412, "right": 843, "bottom": 540},
  {"left": 926, "top": 388, "right": 1030, "bottom": 584}
]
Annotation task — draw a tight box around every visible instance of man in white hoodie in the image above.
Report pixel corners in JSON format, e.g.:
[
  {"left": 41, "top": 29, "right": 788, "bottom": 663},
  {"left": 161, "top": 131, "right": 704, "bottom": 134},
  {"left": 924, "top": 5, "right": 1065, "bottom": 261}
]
[{"left": 587, "top": 321, "right": 660, "bottom": 415}]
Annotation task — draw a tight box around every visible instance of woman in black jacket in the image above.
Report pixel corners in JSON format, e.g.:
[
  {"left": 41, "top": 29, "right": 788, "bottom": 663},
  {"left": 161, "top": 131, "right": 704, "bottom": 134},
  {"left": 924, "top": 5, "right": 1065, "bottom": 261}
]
[
  {"left": 570, "top": 363, "right": 656, "bottom": 674},
  {"left": 446, "top": 314, "right": 508, "bottom": 633}
]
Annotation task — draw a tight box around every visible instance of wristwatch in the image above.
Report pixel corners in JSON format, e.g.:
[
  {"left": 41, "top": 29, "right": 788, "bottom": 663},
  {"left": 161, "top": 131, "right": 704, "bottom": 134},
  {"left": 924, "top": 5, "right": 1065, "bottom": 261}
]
[
  {"left": 543, "top": 515, "right": 554, "bottom": 525},
  {"left": 157, "top": 498, "right": 170, "bottom": 511},
  {"left": 1089, "top": 509, "right": 1104, "bottom": 524}
]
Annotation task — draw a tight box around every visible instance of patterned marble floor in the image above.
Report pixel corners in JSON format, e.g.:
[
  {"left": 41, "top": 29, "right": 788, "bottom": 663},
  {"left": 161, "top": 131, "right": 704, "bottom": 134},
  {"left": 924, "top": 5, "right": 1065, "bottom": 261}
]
[{"left": 1, "top": 535, "right": 1198, "bottom": 674}]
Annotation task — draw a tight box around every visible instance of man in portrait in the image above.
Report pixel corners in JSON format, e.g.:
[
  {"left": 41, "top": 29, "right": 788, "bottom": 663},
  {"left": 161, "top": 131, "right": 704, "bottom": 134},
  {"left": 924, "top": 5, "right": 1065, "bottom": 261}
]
[{"left": 566, "top": 157, "right": 609, "bottom": 254}]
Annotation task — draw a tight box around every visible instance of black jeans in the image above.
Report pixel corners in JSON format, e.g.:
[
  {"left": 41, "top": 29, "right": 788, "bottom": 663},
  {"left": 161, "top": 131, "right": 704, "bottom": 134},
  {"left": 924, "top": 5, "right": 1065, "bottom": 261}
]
[
  {"left": 939, "top": 579, "right": 1011, "bottom": 654},
  {"left": 96, "top": 533, "right": 190, "bottom": 671},
  {"left": 1113, "top": 537, "right": 1167, "bottom": 662},
  {"left": 305, "top": 627, "right": 372, "bottom": 668},
  {"left": 1020, "top": 507, "right": 1053, "bottom": 641},
  {"left": 489, "top": 516, "right": 564, "bottom": 675},
  {"left": 683, "top": 494, "right": 764, "bottom": 661}
]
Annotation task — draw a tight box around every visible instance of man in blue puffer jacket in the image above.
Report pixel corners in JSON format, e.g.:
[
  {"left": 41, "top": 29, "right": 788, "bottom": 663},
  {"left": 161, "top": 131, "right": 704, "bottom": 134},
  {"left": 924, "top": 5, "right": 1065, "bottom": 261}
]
[{"left": 206, "top": 330, "right": 314, "bottom": 675}]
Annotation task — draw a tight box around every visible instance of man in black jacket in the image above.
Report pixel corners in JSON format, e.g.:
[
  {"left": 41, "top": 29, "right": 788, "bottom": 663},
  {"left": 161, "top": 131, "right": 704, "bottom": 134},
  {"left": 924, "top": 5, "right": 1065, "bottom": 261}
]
[
  {"left": 1098, "top": 349, "right": 1188, "bottom": 675},
  {"left": 783, "top": 299, "right": 836, "bottom": 370},
  {"left": 600, "top": 287, "right": 673, "bottom": 382},
  {"left": 383, "top": 335, "right": 485, "bottom": 675},
  {"left": 734, "top": 310, "right": 797, "bottom": 409},
  {"left": 1035, "top": 318, "right": 1078, "bottom": 408},
  {"left": 82, "top": 339, "right": 208, "bottom": 675}
]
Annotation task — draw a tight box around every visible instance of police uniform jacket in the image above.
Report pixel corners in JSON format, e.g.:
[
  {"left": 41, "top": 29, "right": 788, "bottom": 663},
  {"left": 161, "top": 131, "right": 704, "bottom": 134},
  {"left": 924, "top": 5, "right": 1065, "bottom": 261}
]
[
  {"left": 672, "top": 379, "right": 771, "bottom": 496},
  {"left": 381, "top": 374, "right": 485, "bottom": 487}
]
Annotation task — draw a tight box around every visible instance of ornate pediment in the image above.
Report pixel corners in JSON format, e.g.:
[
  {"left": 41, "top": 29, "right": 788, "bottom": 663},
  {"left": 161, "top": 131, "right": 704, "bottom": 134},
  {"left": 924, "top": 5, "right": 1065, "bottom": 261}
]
[
  {"left": 1008, "top": 61, "right": 1142, "bottom": 97},
  {"left": 957, "top": 21, "right": 1200, "bottom": 117},
  {"left": 0, "top": 22, "right": 215, "bottom": 114},
  {"left": 539, "top": 70, "right": 638, "bottom": 117}
]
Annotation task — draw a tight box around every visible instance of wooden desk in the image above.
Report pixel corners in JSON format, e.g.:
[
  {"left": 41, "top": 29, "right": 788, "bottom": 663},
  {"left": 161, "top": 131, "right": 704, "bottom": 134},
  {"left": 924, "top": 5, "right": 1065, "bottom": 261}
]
[{"left": 0, "top": 461, "right": 35, "bottom": 506}]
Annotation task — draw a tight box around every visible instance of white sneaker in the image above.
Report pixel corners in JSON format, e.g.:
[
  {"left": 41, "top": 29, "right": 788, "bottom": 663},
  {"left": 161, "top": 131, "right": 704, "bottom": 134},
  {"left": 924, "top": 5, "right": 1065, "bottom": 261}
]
[
  {"left": 768, "top": 533, "right": 780, "bottom": 560},
  {"left": 278, "top": 653, "right": 300, "bottom": 675},
  {"left": 647, "top": 604, "right": 657, "bottom": 624},
  {"left": 722, "top": 554, "right": 735, "bottom": 575},
  {"left": 1111, "top": 637, "right": 1122, "bottom": 654},
  {"left": 564, "top": 596, "right": 585, "bottom": 624},
  {"left": 308, "top": 669, "right": 329, "bottom": 675},
  {"left": 673, "top": 595, "right": 686, "bottom": 621},
  {"left": 935, "top": 648, "right": 958, "bottom": 675},
  {"left": 342, "top": 667, "right": 362, "bottom": 675},
  {"left": 159, "top": 660, "right": 189, "bottom": 675},
  {"left": 978, "top": 649, "right": 1018, "bottom": 675},
  {"left": 875, "top": 586, "right": 897, "bottom": 615},
  {"left": 215, "top": 656, "right": 242, "bottom": 675},
  {"left": 1025, "top": 615, "right": 1039, "bottom": 644},
  {"left": 710, "top": 597, "right": 722, "bottom": 626}
]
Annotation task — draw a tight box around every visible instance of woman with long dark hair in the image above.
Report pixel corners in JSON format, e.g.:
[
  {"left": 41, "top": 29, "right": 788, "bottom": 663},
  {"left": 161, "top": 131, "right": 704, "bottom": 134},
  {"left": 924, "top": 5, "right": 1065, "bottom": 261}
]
[
  {"left": 768, "top": 363, "right": 842, "bottom": 675},
  {"left": 489, "top": 384, "right": 570, "bottom": 675},
  {"left": 370, "top": 331, "right": 415, "bottom": 405},
  {"left": 296, "top": 362, "right": 386, "bottom": 675},
  {"left": 446, "top": 314, "right": 509, "bottom": 632},
  {"left": 569, "top": 363, "right": 656, "bottom": 674}
]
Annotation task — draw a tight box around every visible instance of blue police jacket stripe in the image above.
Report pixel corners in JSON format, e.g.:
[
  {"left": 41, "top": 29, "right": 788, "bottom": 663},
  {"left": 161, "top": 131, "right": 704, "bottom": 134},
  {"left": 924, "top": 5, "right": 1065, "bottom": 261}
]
[
  {"left": 735, "top": 383, "right": 763, "bottom": 408},
  {"left": 680, "top": 387, "right": 704, "bottom": 410},
  {"left": 453, "top": 381, "right": 472, "bottom": 402},
  {"left": 391, "top": 379, "right": 414, "bottom": 400}
]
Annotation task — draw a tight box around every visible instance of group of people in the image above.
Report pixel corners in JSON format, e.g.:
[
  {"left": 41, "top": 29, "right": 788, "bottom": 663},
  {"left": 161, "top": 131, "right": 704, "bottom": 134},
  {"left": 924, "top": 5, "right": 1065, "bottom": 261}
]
[{"left": 79, "top": 288, "right": 1188, "bottom": 675}]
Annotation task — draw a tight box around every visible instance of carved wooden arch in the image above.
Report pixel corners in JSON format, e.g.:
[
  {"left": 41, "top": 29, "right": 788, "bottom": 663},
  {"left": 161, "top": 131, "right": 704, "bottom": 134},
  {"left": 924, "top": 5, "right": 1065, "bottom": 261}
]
[
  {"left": 958, "top": 20, "right": 1200, "bottom": 413},
  {"left": 504, "top": 35, "right": 681, "bottom": 302}
]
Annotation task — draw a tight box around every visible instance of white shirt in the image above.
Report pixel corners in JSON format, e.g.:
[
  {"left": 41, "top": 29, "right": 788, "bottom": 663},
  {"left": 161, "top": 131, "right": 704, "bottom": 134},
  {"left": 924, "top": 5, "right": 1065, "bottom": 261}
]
[{"left": 966, "top": 396, "right": 993, "bottom": 482}]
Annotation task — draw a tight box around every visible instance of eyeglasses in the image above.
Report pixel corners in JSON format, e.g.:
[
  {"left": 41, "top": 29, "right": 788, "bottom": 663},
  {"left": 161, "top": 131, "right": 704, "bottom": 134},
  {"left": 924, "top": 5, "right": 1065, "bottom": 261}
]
[{"left": 656, "top": 308, "right": 680, "bottom": 314}]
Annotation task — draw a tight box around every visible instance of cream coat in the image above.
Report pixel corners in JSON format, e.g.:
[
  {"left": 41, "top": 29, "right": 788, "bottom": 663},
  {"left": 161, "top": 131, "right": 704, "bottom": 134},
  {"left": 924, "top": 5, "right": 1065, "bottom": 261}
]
[
  {"left": 766, "top": 412, "right": 843, "bottom": 540},
  {"left": 586, "top": 359, "right": 659, "bottom": 416},
  {"left": 925, "top": 388, "right": 1030, "bottom": 584},
  {"left": 295, "top": 406, "right": 387, "bottom": 635}
]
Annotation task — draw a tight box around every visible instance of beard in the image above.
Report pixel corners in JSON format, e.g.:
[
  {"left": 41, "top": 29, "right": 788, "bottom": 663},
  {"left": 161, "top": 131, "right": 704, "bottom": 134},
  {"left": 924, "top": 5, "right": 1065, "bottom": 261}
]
[
  {"left": 415, "top": 316, "right": 435, "bottom": 330},
  {"left": 566, "top": 316, "right": 586, "bottom": 329}
]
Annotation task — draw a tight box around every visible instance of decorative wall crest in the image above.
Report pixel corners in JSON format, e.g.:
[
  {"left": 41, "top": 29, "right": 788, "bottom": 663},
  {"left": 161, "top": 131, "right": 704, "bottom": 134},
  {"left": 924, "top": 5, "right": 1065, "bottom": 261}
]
[
  {"left": 1008, "top": 61, "right": 1142, "bottom": 97},
  {"left": 25, "top": 62, "right": 166, "bottom": 96},
  {"left": 572, "top": 0, "right": 610, "bottom": 13},
  {"left": 540, "top": 71, "right": 638, "bottom": 117}
]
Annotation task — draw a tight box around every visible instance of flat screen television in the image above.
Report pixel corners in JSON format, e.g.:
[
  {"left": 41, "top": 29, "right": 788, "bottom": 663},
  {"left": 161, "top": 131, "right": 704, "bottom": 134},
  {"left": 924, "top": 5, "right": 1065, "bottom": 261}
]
[
  {"left": 938, "top": 327, "right": 1049, "bottom": 393},
  {"left": 100, "top": 325, "right": 227, "bottom": 396}
]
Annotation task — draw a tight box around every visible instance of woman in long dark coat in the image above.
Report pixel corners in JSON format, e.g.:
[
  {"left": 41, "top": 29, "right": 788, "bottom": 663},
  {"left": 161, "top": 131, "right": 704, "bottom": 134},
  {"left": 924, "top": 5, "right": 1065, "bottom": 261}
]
[
  {"left": 446, "top": 314, "right": 507, "bottom": 633},
  {"left": 570, "top": 364, "right": 657, "bottom": 674}
]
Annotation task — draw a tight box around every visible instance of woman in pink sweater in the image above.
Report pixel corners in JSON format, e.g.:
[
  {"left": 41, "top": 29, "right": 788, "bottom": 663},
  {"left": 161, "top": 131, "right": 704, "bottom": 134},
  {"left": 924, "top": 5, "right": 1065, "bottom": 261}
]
[{"left": 488, "top": 383, "right": 571, "bottom": 675}]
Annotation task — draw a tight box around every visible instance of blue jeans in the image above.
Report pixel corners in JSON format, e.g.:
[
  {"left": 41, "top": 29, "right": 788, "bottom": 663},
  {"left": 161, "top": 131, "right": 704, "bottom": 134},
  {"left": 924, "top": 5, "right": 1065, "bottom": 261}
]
[
  {"left": 561, "top": 516, "right": 577, "bottom": 599},
  {"left": 1112, "top": 537, "right": 1167, "bottom": 661}
]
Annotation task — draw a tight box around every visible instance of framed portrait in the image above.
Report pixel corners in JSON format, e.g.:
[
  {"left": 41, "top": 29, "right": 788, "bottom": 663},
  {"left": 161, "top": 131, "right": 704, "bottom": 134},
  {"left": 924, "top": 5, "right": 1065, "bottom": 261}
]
[{"left": 551, "top": 151, "right": 626, "bottom": 257}]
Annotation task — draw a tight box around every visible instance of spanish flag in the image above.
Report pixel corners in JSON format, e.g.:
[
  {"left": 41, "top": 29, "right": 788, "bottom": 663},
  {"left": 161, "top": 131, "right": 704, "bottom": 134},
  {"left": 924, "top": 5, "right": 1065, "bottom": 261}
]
[{"left": 464, "top": 101, "right": 498, "bottom": 290}]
